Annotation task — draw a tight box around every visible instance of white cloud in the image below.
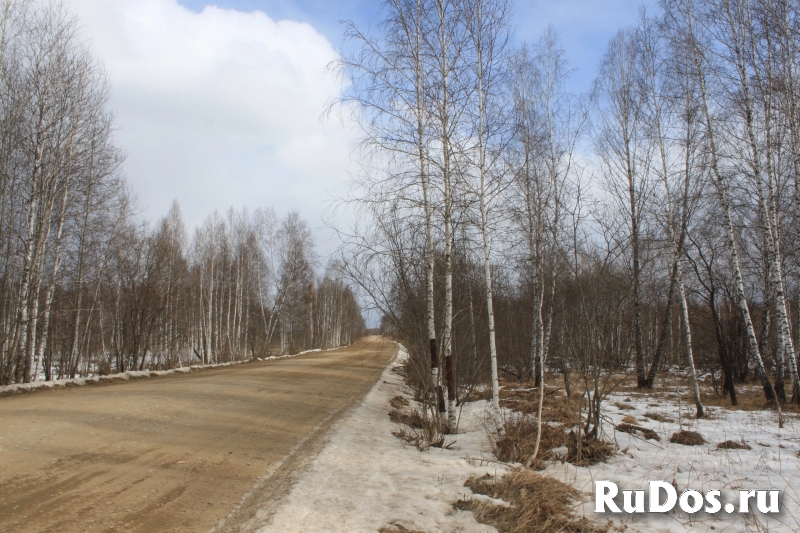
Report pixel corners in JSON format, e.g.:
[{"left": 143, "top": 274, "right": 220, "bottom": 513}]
[{"left": 69, "top": 0, "right": 353, "bottom": 250}]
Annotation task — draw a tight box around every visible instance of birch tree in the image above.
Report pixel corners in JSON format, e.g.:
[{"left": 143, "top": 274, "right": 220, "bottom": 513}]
[
  {"left": 463, "top": 0, "right": 512, "bottom": 411},
  {"left": 664, "top": 0, "right": 780, "bottom": 409},
  {"left": 593, "top": 28, "right": 650, "bottom": 389}
]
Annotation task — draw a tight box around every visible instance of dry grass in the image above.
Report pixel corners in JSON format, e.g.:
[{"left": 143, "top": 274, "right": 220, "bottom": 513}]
[
  {"left": 670, "top": 430, "right": 705, "bottom": 446},
  {"left": 717, "top": 439, "right": 751, "bottom": 450},
  {"left": 566, "top": 431, "right": 616, "bottom": 466},
  {"left": 462, "top": 388, "right": 490, "bottom": 403},
  {"left": 455, "top": 470, "right": 609, "bottom": 533},
  {"left": 643, "top": 412, "right": 674, "bottom": 423},
  {"left": 620, "top": 415, "right": 637, "bottom": 424},
  {"left": 378, "top": 525, "right": 427, "bottom": 533},
  {"left": 391, "top": 424, "right": 445, "bottom": 450},
  {"left": 613, "top": 402, "right": 635, "bottom": 411},
  {"left": 493, "top": 415, "right": 568, "bottom": 465},
  {"left": 498, "top": 384, "right": 582, "bottom": 426},
  {"left": 699, "top": 385, "right": 800, "bottom": 415},
  {"left": 390, "top": 395, "right": 409, "bottom": 410},
  {"left": 389, "top": 407, "right": 424, "bottom": 428},
  {"left": 540, "top": 395, "right": 583, "bottom": 425},
  {"left": 388, "top": 400, "right": 445, "bottom": 450},
  {"left": 492, "top": 383, "right": 616, "bottom": 468},
  {"left": 614, "top": 422, "right": 660, "bottom": 441},
  {"left": 610, "top": 371, "right": 800, "bottom": 417}
]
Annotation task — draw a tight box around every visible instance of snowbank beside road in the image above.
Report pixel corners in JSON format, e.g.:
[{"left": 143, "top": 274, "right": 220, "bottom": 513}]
[
  {"left": 0, "top": 347, "right": 327, "bottom": 397},
  {"left": 252, "top": 346, "right": 505, "bottom": 533}
]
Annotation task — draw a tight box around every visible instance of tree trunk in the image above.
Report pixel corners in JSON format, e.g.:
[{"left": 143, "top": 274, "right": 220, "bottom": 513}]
[
  {"left": 677, "top": 259, "right": 704, "bottom": 417},
  {"left": 645, "top": 261, "right": 679, "bottom": 388},
  {"left": 687, "top": 6, "right": 779, "bottom": 415}
]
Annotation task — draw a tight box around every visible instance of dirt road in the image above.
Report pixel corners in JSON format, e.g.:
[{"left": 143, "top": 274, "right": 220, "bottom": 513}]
[{"left": 0, "top": 337, "right": 396, "bottom": 533}]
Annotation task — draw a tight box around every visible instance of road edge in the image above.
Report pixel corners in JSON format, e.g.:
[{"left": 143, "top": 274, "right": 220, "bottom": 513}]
[{"left": 209, "top": 339, "right": 400, "bottom": 533}]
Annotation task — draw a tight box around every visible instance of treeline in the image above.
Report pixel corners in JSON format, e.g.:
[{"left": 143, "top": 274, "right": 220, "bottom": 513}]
[
  {"left": 336, "top": 0, "right": 800, "bottom": 430},
  {"left": 0, "top": 1, "right": 365, "bottom": 385}
]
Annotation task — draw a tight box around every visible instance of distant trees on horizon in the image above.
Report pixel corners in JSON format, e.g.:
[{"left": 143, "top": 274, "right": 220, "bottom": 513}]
[{"left": 0, "top": 0, "right": 365, "bottom": 385}]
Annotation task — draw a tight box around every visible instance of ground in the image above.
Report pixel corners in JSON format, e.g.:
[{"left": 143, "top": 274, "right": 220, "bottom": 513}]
[
  {"left": 0, "top": 337, "right": 395, "bottom": 533},
  {"left": 318, "top": 360, "right": 800, "bottom": 533},
  {"left": 3, "top": 341, "right": 798, "bottom": 533},
  {"left": 246, "top": 346, "right": 504, "bottom": 533}
]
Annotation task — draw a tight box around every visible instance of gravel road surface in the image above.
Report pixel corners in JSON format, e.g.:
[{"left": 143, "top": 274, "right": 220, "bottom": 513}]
[{"left": 0, "top": 336, "right": 396, "bottom": 533}]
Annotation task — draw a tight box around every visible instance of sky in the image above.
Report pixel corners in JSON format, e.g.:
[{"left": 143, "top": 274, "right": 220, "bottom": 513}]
[{"left": 67, "top": 0, "right": 659, "bottom": 258}]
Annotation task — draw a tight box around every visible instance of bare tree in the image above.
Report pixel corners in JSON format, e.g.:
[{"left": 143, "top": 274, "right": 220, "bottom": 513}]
[
  {"left": 463, "top": 0, "right": 512, "bottom": 411},
  {"left": 664, "top": 0, "right": 780, "bottom": 413},
  {"left": 593, "top": 28, "right": 650, "bottom": 389}
]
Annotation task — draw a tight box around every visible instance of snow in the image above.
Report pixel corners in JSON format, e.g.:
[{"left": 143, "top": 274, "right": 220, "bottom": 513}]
[
  {"left": 250, "top": 346, "right": 505, "bottom": 533},
  {"left": 245, "top": 347, "right": 800, "bottom": 533},
  {"left": 0, "top": 347, "right": 332, "bottom": 397},
  {"left": 544, "top": 389, "right": 800, "bottom": 532}
]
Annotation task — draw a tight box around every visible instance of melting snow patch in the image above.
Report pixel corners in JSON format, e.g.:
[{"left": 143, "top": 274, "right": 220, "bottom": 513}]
[
  {"left": 0, "top": 347, "right": 338, "bottom": 397},
  {"left": 547, "top": 390, "right": 800, "bottom": 532}
]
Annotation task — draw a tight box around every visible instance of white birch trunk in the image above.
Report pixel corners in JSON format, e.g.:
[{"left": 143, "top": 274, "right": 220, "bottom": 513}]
[
  {"left": 474, "top": 19, "right": 500, "bottom": 411},
  {"left": 686, "top": 6, "right": 780, "bottom": 419},
  {"left": 677, "top": 254, "right": 704, "bottom": 417},
  {"left": 436, "top": 0, "right": 456, "bottom": 430},
  {"left": 731, "top": 6, "right": 800, "bottom": 402}
]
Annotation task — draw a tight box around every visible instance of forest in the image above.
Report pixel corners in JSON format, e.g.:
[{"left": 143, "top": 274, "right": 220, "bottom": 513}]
[
  {"left": 0, "top": 1, "right": 365, "bottom": 386},
  {"left": 333, "top": 0, "right": 800, "bottom": 434},
  {"left": 2, "top": 0, "right": 799, "bottom": 530}
]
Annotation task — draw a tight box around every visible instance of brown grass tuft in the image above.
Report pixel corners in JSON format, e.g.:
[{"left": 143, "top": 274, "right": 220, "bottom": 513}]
[
  {"left": 392, "top": 426, "right": 445, "bottom": 450},
  {"left": 615, "top": 422, "right": 660, "bottom": 441},
  {"left": 613, "top": 402, "right": 635, "bottom": 411},
  {"left": 566, "top": 431, "right": 616, "bottom": 466},
  {"left": 389, "top": 408, "right": 424, "bottom": 429},
  {"left": 670, "top": 430, "right": 705, "bottom": 446},
  {"left": 455, "top": 470, "right": 608, "bottom": 533},
  {"left": 389, "top": 400, "right": 445, "bottom": 451},
  {"left": 378, "top": 525, "right": 427, "bottom": 533},
  {"left": 498, "top": 385, "right": 582, "bottom": 426},
  {"left": 493, "top": 416, "right": 567, "bottom": 464},
  {"left": 717, "top": 440, "right": 751, "bottom": 450},
  {"left": 620, "top": 415, "right": 637, "bottom": 424},
  {"left": 390, "top": 396, "right": 410, "bottom": 410},
  {"left": 643, "top": 412, "right": 674, "bottom": 423}
]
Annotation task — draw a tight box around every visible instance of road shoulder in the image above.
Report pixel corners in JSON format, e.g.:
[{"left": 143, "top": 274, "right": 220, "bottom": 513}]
[{"left": 237, "top": 345, "right": 503, "bottom": 533}]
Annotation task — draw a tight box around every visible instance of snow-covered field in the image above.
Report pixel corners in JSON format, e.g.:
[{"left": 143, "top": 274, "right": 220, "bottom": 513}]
[
  {"left": 250, "top": 346, "right": 507, "bottom": 533},
  {"left": 545, "top": 389, "right": 800, "bottom": 532}
]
